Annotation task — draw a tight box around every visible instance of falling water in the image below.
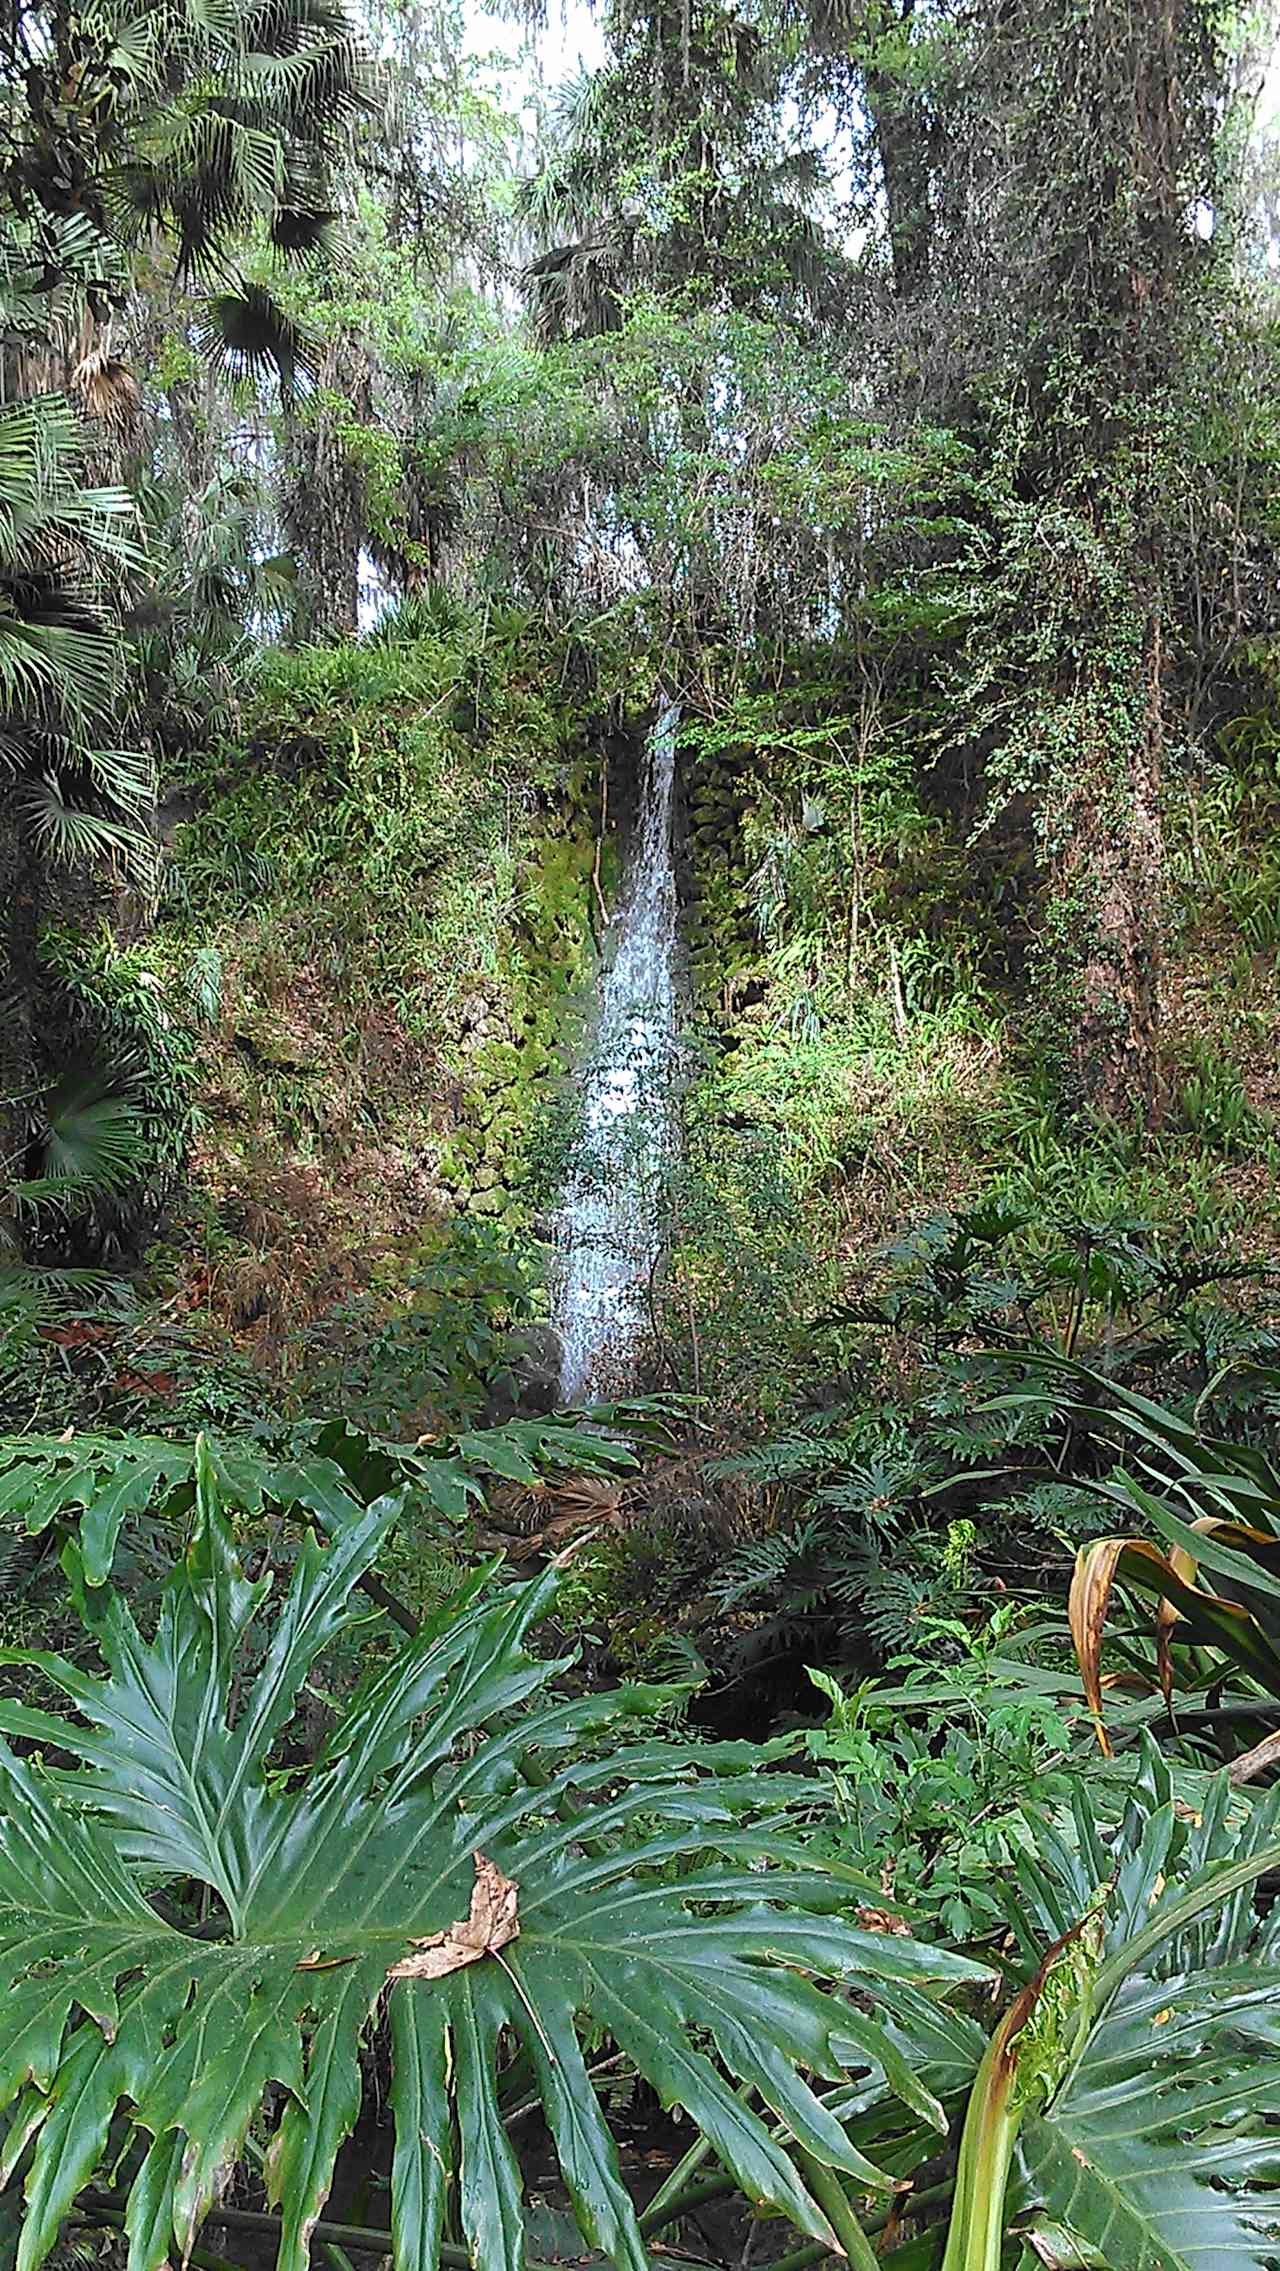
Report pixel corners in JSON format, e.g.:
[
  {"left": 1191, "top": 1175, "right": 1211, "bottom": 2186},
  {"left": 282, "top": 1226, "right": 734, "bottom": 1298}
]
[{"left": 556, "top": 699, "right": 681, "bottom": 1401}]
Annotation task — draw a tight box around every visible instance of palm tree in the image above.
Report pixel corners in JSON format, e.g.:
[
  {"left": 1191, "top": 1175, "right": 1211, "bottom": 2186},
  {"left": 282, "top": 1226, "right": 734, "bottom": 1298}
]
[
  {"left": 0, "top": 383, "right": 150, "bottom": 1165},
  {"left": 0, "top": 393, "right": 146, "bottom": 866},
  {"left": 0, "top": 0, "right": 367, "bottom": 364},
  {"left": 0, "top": 0, "right": 369, "bottom": 1175},
  {"left": 129, "top": 460, "right": 297, "bottom": 751},
  {"left": 519, "top": 70, "right": 632, "bottom": 342},
  {"left": 517, "top": 16, "right": 836, "bottom": 342}
]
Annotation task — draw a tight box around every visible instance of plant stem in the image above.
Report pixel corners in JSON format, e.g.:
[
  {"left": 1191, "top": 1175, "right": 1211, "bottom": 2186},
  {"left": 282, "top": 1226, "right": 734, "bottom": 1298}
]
[
  {"left": 795, "top": 2152, "right": 883, "bottom": 2271},
  {"left": 937, "top": 2020, "right": 1017, "bottom": 2271},
  {"left": 356, "top": 1568, "right": 420, "bottom": 1636},
  {"left": 73, "top": 2205, "right": 245, "bottom": 2271},
  {"left": 644, "top": 2171, "right": 741, "bottom": 2229},
  {"left": 767, "top": 2176, "right": 955, "bottom": 2271},
  {"left": 322, "top": 2240, "right": 361, "bottom": 2271},
  {"left": 83, "top": 2190, "right": 513, "bottom": 2269},
  {"left": 767, "top": 2243, "right": 835, "bottom": 2271},
  {"left": 639, "top": 2132, "right": 716, "bottom": 2230},
  {"left": 640, "top": 2082, "right": 755, "bottom": 2233},
  {"left": 201, "top": 2209, "right": 400, "bottom": 2260}
]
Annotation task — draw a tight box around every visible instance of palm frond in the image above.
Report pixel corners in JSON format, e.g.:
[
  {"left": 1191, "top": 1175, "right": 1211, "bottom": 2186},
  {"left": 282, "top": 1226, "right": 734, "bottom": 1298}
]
[
  {"left": 197, "top": 281, "right": 318, "bottom": 386},
  {"left": 29, "top": 1066, "right": 150, "bottom": 1197},
  {"left": 16, "top": 774, "right": 150, "bottom": 874},
  {"left": 70, "top": 349, "right": 143, "bottom": 430}
]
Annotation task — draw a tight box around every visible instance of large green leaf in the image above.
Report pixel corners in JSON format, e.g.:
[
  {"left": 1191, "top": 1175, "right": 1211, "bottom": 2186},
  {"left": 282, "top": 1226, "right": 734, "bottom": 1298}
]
[
  {"left": 1016, "top": 1964, "right": 1280, "bottom": 2269},
  {"left": 1001, "top": 1749, "right": 1280, "bottom": 2271},
  {"left": 0, "top": 1444, "right": 985, "bottom": 2271},
  {"left": 0, "top": 1412, "right": 641, "bottom": 1583}
]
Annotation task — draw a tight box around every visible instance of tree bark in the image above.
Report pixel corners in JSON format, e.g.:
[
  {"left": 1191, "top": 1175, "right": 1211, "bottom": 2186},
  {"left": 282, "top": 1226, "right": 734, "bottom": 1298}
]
[
  {"left": 864, "top": 2, "right": 934, "bottom": 299},
  {"left": 1004, "top": 0, "right": 1205, "bottom": 1119},
  {"left": 0, "top": 806, "right": 40, "bottom": 1181},
  {"left": 280, "top": 333, "right": 367, "bottom": 638},
  {"left": 1048, "top": 615, "right": 1164, "bottom": 1119}
]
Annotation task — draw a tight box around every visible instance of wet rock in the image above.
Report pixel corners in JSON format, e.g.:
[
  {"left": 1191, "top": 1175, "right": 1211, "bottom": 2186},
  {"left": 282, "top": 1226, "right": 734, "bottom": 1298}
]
[
  {"left": 469, "top": 1185, "right": 507, "bottom": 1215},
  {"left": 487, "top": 1322, "right": 565, "bottom": 1420}
]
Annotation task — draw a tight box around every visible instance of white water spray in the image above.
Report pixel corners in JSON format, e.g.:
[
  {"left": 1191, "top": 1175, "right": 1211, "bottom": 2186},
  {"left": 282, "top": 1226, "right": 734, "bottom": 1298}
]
[{"left": 555, "top": 699, "right": 681, "bottom": 1401}]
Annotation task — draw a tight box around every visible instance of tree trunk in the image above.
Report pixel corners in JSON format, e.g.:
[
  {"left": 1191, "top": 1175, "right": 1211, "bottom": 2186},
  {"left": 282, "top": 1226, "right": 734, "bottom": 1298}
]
[
  {"left": 0, "top": 806, "right": 40, "bottom": 1183},
  {"left": 1048, "top": 615, "right": 1164, "bottom": 1119},
  {"left": 865, "top": 3, "right": 934, "bottom": 299},
  {"left": 281, "top": 334, "right": 367, "bottom": 639},
  {"left": 998, "top": 0, "right": 1205, "bottom": 1119}
]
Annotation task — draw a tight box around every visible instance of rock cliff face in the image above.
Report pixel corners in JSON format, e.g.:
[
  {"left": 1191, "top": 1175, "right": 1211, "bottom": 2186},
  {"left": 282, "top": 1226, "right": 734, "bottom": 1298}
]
[
  {"left": 128, "top": 633, "right": 644, "bottom": 1381},
  {"left": 47, "top": 604, "right": 1280, "bottom": 1443}
]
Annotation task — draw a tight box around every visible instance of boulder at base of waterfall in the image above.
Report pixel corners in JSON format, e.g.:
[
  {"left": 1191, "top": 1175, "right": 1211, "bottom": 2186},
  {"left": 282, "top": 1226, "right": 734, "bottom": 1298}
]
[{"left": 486, "top": 1322, "right": 565, "bottom": 1420}]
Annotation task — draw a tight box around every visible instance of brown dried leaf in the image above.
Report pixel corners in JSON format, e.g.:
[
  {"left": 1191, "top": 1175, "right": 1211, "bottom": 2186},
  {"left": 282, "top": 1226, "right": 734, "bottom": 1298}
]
[
  {"left": 855, "top": 1906, "right": 910, "bottom": 1937},
  {"left": 1069, "top": 1537, "right": 1175, "bottom": 1756},
  {"left": 387, "top": 1853, "right": 519, "bottom": 1982},
  {"left": 501, "top": 1480, "right": 626, "bottom": 1565}
]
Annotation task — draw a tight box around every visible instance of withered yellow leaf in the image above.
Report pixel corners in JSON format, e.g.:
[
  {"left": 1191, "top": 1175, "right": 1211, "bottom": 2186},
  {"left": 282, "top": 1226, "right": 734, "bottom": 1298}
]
[{"left": 388, "top": 1852, "right": 520, "bottom": 1982}]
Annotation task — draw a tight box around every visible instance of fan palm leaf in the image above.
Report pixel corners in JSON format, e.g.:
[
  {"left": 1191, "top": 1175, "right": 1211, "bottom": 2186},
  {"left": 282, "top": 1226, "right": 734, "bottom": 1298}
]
[
  {"left": 15, "top": 776, "right": 148, "bottom": 870},
  {"left": 197, "top": 281, "right": 319, "bottom": 386},
  {"left": 24, "top": 1067, "right": 150, "bottom": 1198}
]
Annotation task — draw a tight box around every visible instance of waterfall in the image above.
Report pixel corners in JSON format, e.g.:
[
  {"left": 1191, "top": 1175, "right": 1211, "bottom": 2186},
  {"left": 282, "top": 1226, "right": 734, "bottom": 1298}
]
[{"left": 556, "top": 699, "right": 681, "bottom": 1402}]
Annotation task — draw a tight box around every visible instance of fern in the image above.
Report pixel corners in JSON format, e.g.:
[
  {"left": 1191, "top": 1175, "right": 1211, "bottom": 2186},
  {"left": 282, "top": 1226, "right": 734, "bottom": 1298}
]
[{"left": 710, "top": 1518, "right": 830, "bottom": 1614}]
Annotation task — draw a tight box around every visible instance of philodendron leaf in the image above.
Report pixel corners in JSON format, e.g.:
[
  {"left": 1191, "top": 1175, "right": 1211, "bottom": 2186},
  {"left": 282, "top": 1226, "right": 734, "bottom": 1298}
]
[
  {"left": 0, "top": 1412, "right": 640, "bottom": 1582},
  {"left": 0, "top": 1443, "right": 987, "bottom": 2271},
  {"left": 998, "top": 1741, "right": 1280, "bottom": 2271},
  {"left": 1013, "top": 1962, "right": 1280, "bottom": 2269}
]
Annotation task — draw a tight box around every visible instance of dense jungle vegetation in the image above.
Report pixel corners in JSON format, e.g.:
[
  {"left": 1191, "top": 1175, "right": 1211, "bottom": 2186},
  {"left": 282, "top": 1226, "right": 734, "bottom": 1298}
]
[{"left": 12, "top": 0, "right": 1280, "bottom": 2261}]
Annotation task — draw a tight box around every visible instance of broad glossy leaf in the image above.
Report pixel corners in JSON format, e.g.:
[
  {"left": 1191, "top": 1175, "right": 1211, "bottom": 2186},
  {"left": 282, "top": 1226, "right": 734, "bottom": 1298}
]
[
  {"left": 0, "top": 1444, "right": 986, "bottom": 2271},
  {"left": 0, "top": 1413, "right": 640, "bottom": 1582},
  {"left": 1014, "top": 1964, "right": 1280, "bottom": 2269},
  {"left": 995, "top": 1740, "right": 1280, "bottom": 2270}
]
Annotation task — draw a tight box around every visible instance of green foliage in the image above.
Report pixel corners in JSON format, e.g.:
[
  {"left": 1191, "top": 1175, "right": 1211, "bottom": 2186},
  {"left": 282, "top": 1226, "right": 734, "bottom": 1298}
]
[
  {"left": 805, "top": 1645, "right": 1084, "bottom": 1940},
  {"left": 1016, "top": 1356, "right": 1280, "bottom": 1746},
  {"left": 519, "top": 17, "right": 837, "bottom": 342},
  {"left": 164, "top": 627, "right": 589, "bottom": 1023},
  {"left": 3, "top": 928, "right": 211, "bottom": 1282},
  {"left": 0, "top": 1444, "right": 982, "bottom": 2271},
  {"left": 0, "top": 395, "right": 147, "bottom": 878},
  {"left": 666, "top": 1206, "right": 1280, "bottom": 1700},
  {"left": 3, "top": 31, "right": 1280, "bottom": 2267},
  {"left": 18, "top": 1069, "right": 149, "bottom": 1213},
  {"left": 298, "top": 1223, "right": 540, "bottom": 1433},
  {"left": 3, "top": 0, "right": 366, "bottom": 343},
  {"left": 0, "top": 1410, "right": 641, "bottom": 1585},
  {"left": 933, "top": 1742, "right": 1280, "bottom": 2271},
  {"left": 39, "top": 930, "right": 203, "bottom": 1169},
  {"left": 662, "top": 1096, "right": 840, "bottom": 1417},
  {"left": 130, "top": 467, "right": 297, "bottom": 758},
  {"left": 1174, "top": 1039, "right": 1256, "bottom": 1154}
]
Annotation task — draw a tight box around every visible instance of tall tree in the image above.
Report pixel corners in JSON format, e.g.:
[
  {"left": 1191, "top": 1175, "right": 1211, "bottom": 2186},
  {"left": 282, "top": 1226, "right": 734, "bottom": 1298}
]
[
  {"left": 519, "top": 0, "right": 838, "bottom": 338},
  {"left": 978, "top": 0, "right": 1224, "bottom": 1116},
  {"left": 0, "top": 0, "right": 368, "bottom": 1180}
]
